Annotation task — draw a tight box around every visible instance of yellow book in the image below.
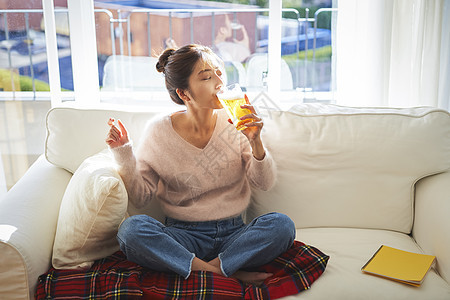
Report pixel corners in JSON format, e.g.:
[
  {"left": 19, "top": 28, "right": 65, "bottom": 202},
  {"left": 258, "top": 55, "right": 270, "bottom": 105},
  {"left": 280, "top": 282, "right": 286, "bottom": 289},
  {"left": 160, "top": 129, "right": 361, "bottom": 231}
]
[{"left": 361, "top": 245, "right": 436, "bottom": 287}]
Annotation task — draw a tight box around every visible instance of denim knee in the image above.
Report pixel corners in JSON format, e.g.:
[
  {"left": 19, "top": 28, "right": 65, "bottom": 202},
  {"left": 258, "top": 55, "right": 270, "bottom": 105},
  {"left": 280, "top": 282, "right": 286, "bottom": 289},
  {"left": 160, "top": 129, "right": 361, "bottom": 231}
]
[
  {"left": 116, "top": 215, "right": 194, "bottom": 278},
  {"left": 117, "top": 215, "right": 154, "bottom": 246},
  {"left": 260, "top": 212, "right": 296, "bottom": 247}
]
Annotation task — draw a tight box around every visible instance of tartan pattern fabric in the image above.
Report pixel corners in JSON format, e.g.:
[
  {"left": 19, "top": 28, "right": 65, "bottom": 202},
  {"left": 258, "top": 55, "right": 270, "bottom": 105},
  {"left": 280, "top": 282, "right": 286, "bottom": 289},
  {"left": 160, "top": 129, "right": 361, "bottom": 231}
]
[
  {"left": 36, "top": 252, "right": 144, "bottom": 299},
  {"left": 36, "top": 241, "right": 329, "bottom": 300}
]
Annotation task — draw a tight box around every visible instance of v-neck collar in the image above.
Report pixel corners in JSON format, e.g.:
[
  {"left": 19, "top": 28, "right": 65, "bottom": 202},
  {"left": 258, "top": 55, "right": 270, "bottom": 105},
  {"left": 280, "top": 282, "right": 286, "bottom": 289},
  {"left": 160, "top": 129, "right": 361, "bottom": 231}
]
[{"left": 168, "top": 110, "right": 222, "bottom": 151}]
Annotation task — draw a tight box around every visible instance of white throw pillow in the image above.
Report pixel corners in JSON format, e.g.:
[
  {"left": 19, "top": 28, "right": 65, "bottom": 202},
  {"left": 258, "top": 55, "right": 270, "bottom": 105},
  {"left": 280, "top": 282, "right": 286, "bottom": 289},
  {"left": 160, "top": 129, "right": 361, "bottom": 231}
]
[{"left": 52, "top": 149, "right": 128, "bottom": 269}]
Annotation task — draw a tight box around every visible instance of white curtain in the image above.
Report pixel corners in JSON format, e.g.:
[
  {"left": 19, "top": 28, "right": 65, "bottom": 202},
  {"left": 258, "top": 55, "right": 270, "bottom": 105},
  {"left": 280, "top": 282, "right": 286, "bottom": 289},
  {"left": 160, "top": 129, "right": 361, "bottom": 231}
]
[{"left": 336, "top": 0, "right": 450, "bottom": 109}]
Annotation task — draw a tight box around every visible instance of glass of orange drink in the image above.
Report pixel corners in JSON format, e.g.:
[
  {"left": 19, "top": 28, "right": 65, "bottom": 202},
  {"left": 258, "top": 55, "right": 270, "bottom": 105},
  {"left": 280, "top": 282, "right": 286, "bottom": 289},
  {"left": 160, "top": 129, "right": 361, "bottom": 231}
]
[{"left": 217, "top": 84, "right": 253, "bottom": 131}]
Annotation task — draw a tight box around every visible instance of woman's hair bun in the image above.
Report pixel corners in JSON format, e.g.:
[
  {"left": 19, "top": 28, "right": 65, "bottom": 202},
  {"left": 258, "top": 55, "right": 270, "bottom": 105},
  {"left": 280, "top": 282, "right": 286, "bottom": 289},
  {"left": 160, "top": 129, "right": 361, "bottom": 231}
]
[{"left": 156, "top": 48, "right": 176, "bottom": 73}]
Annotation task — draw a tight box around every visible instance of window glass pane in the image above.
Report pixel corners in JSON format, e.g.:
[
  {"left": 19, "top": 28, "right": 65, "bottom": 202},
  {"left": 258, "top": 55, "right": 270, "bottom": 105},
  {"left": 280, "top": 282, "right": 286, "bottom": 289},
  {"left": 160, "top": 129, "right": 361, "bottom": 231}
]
[
  {"left": 94, "top": 0, "right": 336, "bottom": 105},
  {"left": 0, "top": 1, "right": 75, "bottom": 100},
  {"left": 95, "top": 1, "right": 264, "bottom": 104},
  {"left": 54, "top": 7, "right": 73, "bottom": 94},
  {"left": 283, "top": 0, "right": 335, "bottom": 101}
]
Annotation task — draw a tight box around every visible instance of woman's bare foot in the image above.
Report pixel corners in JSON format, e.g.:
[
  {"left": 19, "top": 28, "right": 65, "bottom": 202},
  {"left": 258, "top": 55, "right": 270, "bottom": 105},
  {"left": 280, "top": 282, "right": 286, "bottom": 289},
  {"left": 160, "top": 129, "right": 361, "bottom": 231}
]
[
  {"left": 195, "top": 257, "right": 272, "bottom": 286},
  {"left": 191, "top": 257, "right": 222, "bottom": 275},
  {"left": 232, "top": 271, "right": 273, "bottom": 286}
]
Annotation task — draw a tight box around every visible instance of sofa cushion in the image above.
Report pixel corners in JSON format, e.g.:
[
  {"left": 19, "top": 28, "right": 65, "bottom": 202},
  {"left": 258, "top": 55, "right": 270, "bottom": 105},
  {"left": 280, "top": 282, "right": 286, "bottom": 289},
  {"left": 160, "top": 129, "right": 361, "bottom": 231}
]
[
  {"left": 52, "top": 150, "right": 128, "bottom": 269},
  {"left": 45, "top": 106, "right": 165, "bottom": 173},
  {"left": 248, "top": 104, "right": 450, "bottom": 233},
  {"left": 293, "top": 228, "right": 450, "bottom": 299}
]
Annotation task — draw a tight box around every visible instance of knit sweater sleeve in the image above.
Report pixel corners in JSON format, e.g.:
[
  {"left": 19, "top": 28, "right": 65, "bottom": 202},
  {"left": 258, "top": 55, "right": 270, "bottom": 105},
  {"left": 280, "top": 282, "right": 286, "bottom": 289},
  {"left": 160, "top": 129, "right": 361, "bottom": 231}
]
[
  {"left": 109, "top": 124, "right": 159, "bottom": 208},
  {"left": 241, "top": 135, "right": 277, "bottom": 191}
]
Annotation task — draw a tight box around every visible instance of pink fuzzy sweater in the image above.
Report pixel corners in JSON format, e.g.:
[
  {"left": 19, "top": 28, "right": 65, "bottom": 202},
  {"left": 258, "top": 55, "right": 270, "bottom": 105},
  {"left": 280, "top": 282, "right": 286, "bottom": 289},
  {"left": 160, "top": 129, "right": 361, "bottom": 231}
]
[{"left": 111, "top": 110, "right": 276, "bottom": 222}]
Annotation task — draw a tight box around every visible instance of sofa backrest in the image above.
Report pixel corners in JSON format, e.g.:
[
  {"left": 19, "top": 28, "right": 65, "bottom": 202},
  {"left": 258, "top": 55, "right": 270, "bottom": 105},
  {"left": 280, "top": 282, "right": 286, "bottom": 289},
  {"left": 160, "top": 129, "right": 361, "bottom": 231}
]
[
  {"left": 46, "top": 106, "right": 165, "bottom": 173},
  {"left": 46, "top": 104, "right": 450, "bottom": 233},
  {"left": 247, "top": 104, "right": 450, "bottom": 233}
]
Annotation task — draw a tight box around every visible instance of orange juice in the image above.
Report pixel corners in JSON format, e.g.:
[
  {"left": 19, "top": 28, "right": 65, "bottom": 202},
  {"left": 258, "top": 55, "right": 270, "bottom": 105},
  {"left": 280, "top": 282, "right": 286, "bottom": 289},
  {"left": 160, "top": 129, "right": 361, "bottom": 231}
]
[
  {"left": 219, "top": 97, "right": 252, "bottom": 130},
  {"left": 217, "top": 84, "right": 253, "bottom": 131}
]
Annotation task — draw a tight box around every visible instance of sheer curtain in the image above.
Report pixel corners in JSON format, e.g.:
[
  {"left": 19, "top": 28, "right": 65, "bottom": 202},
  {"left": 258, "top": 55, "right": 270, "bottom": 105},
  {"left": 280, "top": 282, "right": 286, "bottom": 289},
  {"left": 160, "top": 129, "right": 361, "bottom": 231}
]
[{"left": 336, "top": 0, "right": 450, "bottom": 109}]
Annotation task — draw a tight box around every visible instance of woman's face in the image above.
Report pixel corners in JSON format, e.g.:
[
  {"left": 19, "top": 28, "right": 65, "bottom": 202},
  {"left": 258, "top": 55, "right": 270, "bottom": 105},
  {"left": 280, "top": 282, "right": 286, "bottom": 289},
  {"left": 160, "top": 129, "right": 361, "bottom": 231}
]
[{"left": 185, "top": 55, "right": 224, "bottom": 110}]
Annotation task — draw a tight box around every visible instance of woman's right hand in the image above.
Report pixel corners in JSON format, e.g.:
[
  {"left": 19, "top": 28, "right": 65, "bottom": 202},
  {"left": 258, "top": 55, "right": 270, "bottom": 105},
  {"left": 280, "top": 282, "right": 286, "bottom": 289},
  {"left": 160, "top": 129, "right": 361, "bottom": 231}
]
[{"left": 106, "top": 118, "right": 129, "bottom": 148}]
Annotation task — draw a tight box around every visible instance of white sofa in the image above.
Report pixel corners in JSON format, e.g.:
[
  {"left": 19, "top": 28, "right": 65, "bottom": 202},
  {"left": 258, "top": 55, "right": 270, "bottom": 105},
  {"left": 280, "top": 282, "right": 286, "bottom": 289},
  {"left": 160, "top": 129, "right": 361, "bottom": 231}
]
[{"left": 1, "top": 103, "right": 450, "bottom": 299}]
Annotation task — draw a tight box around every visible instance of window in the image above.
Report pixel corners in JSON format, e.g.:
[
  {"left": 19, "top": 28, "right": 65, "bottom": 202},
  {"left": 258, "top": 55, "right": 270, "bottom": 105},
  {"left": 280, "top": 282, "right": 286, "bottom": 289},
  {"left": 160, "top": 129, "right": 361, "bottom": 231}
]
[
  {"left": 0, "top": 0, "right": 337, "bottom": 106},
  {"left": 95, "top": 0, "right": 336, "bottom": 106}
]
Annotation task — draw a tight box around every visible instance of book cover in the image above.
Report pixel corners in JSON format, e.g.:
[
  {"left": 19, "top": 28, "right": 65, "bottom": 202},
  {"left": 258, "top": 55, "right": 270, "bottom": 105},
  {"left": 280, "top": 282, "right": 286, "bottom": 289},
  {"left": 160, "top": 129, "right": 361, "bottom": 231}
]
[{"left": 361, "top": 245, "right": 436, "bottom": 287}]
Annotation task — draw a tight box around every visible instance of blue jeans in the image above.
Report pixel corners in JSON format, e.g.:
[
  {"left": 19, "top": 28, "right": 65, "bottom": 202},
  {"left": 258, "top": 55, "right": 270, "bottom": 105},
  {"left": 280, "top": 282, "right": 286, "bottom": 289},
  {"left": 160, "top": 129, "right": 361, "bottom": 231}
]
[{"left": 117, "top": 212, "right": 296, "bottom": 279}]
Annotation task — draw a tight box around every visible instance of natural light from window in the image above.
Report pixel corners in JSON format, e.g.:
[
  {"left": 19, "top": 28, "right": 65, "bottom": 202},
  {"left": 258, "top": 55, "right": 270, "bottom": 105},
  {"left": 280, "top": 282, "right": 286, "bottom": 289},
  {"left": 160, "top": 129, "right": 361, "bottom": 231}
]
[{"left": 0, "top": 0, "right": 337, "bottom": 108}]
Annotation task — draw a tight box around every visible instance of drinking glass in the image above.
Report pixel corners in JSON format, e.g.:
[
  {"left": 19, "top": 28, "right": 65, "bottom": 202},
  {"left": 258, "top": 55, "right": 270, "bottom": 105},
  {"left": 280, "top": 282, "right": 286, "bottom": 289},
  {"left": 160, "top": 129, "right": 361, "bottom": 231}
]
[{"left": 217, "top": 84, "right": 253, "bottom": 131}]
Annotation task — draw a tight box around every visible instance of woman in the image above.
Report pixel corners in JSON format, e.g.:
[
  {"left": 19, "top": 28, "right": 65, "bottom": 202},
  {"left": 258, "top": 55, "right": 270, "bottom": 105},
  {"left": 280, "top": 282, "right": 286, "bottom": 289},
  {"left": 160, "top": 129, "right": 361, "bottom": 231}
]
[{"left": 106, "top": 44, "right": 295, "bottom": 285}]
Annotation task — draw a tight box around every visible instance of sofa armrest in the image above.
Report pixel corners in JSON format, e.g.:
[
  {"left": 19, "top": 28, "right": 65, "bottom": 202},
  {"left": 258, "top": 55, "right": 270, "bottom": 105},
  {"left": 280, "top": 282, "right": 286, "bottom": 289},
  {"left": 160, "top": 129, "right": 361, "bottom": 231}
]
[
  {"left": 0, "top": 156, "right": 72, "bottom": 299},
  {"left": 413, "top": 171, "right": 450, "bottom": 284}
]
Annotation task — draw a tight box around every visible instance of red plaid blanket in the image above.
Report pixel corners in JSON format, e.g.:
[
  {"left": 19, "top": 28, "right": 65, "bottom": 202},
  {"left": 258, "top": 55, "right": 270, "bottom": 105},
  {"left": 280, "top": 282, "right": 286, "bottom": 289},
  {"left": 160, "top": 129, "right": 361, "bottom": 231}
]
[{"left": 36, "top": 241, "right": 329, "bottom": 299}]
